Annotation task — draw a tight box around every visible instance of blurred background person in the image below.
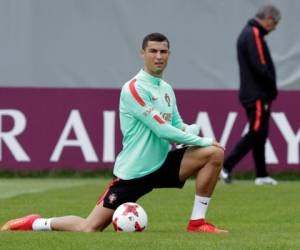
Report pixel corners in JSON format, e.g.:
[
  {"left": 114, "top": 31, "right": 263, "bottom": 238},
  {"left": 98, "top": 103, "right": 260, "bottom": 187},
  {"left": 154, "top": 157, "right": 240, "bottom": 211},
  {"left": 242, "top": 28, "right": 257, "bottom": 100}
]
[{"left": 221, "top": 5, "right": 281, "bottom": 185}]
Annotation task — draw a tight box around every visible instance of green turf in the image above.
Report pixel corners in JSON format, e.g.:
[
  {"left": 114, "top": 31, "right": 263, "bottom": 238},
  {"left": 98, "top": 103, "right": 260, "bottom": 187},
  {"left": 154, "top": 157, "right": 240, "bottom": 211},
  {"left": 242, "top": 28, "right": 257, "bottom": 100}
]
[{"left": 0, "top": 178, "right": 299, "bottom": 250}]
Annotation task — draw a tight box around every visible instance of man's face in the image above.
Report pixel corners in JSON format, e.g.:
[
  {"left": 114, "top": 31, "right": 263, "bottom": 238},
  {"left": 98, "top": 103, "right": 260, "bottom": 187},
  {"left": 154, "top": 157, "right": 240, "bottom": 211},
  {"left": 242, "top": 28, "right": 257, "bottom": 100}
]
[
  {"left": 140, "top": 40, "right": 170, "bottom": 77},
  {"left": 263, "top": 17, "right": 279, "bottom": 32}
]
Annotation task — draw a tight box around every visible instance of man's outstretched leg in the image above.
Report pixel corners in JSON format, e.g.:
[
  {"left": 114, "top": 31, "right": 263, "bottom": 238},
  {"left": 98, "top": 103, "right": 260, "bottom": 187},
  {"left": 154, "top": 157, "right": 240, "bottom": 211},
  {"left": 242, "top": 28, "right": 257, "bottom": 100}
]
[
  {"left": 1, "top": 214, "right": 41, "bottom": 231},
  {"left": 1, "top": 201, "right": 114, "bottom": 232},
  {"left": 179, "top": 145, "right": 228, "bottom": 233}
]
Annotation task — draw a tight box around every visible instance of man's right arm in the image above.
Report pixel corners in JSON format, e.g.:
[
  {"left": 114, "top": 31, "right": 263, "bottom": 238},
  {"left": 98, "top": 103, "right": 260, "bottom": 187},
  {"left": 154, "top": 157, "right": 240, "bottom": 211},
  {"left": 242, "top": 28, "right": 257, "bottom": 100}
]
[
  {"left": 123, "top": 80, "right": 213, "bottom": 147},
  {"left": 245, "top": 27, "right": 275, "bottom": 85}
]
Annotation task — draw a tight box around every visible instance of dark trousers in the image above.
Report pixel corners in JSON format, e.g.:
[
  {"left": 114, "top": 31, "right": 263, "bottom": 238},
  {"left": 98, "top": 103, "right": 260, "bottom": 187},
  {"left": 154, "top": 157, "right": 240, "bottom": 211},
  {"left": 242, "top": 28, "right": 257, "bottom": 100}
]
[{"left": 224, "top": 99, "right": 271, "bottom": 177}]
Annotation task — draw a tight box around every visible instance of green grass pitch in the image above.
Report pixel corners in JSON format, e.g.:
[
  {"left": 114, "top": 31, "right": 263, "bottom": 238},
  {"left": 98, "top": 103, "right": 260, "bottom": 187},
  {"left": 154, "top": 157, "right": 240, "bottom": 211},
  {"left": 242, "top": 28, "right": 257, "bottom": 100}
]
[{"left": 0, "top": 178, "right": 299, "bottom": 250}]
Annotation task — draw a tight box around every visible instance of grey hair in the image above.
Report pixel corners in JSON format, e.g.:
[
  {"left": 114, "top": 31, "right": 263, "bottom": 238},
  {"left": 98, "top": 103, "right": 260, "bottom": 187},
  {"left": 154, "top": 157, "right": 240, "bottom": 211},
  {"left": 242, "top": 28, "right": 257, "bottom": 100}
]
[{"left": 255, "top": 4, "right": 281, "bottom": 23}]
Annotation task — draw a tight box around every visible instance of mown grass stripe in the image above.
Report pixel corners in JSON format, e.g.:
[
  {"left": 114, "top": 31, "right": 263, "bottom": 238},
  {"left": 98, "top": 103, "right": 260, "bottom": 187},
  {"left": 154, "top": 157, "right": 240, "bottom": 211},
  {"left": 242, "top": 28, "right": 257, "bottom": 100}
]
[{"left": 0, "top": 178, "right": 101, "bottom": 199}]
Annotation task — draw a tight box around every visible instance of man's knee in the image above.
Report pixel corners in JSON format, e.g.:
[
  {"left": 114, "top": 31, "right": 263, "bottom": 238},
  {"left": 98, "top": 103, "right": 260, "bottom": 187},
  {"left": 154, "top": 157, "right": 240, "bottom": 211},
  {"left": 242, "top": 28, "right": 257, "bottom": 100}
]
[
  {"left": 193, "top": 145, "right": 224, "bottom": 163},
  {"left": 210, "top": 146, "right": 224, "bottom": 166}
]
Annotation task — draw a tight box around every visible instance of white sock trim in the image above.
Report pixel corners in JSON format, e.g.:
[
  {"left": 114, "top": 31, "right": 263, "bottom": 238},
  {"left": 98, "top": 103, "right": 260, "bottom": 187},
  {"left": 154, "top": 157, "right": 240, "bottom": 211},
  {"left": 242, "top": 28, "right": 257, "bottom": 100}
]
[
  {"left": 190, "top": 195, "right": 211, "bottom": 220},
  {"left": 32, "top": 218, "right": 53, "bottom": 231}
]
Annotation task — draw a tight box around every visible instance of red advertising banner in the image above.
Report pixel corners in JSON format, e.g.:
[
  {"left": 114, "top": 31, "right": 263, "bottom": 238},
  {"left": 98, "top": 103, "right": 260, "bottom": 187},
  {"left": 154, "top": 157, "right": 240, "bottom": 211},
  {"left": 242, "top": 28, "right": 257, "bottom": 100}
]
[{"left": 0, "top": 88, "right": 299, "bottom": 172}]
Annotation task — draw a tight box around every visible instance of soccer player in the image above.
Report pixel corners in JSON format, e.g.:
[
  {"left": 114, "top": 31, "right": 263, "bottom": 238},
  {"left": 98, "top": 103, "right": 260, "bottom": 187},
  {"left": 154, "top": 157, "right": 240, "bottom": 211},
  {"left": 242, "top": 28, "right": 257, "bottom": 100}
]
[
  {"left": 220, "top": 5, "right": 281, "bottom": 185},
  {"left": 1, "top": 33, "right": 227, "bottom": 233}
]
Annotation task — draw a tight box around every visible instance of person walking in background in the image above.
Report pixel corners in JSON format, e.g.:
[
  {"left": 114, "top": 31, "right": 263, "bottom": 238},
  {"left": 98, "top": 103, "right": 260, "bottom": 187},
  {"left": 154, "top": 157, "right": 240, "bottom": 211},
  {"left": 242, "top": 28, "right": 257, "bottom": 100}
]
[{"left": 221, "top": 5, "right": 281, "bottom": 185}]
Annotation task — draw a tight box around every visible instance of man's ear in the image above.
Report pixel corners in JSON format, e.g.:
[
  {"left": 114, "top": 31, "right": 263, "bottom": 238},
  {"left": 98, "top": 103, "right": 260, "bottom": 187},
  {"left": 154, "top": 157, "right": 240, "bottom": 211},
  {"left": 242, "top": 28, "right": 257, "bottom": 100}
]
[{"left": 140, "top": 49, "right": 145, "bottom": 58}]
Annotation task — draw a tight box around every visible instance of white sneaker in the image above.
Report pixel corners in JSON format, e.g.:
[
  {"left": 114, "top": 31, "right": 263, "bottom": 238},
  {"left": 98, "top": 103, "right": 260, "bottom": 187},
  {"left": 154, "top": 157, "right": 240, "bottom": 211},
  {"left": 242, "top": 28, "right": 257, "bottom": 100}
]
[
  {"left": 220, "top": 168, "right": 232, "bottom": 184},
  {"left": 220, "top": 168, "right": 228, "bottom": 179},
  {"left": 255, "top": 176, "right": 278, "bottom": 186}
]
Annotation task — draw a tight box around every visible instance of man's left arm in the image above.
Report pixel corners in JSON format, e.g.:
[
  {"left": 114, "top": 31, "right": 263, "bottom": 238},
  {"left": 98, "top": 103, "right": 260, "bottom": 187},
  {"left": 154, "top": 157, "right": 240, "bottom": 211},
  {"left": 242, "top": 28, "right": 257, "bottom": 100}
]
[
  {"left": 172, "top": 95, "right": 200, "bottom": 136},
  {"left": 172, "top": 100, "right": 186, "bottom": 130}
]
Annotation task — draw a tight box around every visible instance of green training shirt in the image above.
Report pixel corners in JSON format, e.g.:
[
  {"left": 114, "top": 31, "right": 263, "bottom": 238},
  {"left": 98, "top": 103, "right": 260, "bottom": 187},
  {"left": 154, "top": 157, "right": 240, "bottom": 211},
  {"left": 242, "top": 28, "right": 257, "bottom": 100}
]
[{"left": 113, "top": 69, "right": 213, "bottom": 180}]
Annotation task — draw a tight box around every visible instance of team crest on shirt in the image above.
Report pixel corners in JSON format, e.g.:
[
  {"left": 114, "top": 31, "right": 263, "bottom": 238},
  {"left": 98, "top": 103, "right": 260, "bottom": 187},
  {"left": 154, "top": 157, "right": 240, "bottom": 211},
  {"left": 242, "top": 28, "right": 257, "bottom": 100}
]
[
  {"left": 108, "top": 193, "right": 117, "bottom": 204},
  {"left": 160, "top": 112, "right": 172, "bottom": 122},
  {"left": 164, "top": 93, "right": 171, "bottom": 107}
]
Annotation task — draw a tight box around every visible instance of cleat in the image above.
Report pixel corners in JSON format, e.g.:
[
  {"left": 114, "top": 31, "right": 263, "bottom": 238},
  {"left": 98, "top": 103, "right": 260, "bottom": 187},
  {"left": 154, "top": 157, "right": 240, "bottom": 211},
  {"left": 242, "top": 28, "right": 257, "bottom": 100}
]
[
  {"left": 220, "top": 168, "right": 232, "bottom": 184},
  {"left": 187, "top": 219, "right": 228, "bottom": 233},
  {"left": 255, "top": 176, "right": 278, "bottom": 186},
  {"left": 1, "top": 214, "right": 41, "bottom": 231}
]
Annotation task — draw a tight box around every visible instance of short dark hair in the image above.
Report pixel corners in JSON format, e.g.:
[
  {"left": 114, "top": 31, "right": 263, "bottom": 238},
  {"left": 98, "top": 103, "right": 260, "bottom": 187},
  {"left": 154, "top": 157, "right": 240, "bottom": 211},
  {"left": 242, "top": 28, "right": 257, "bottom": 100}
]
[{"left": 142, "top": 33, "right": 170, "bottom": 49}]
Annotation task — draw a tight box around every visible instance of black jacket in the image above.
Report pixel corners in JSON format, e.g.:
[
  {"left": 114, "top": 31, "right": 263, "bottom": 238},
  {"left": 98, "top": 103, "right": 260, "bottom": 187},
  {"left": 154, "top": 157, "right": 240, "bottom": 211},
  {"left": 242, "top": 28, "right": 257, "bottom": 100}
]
[{"left": 237, "top": 19, "right": 277, "bottom": 106}]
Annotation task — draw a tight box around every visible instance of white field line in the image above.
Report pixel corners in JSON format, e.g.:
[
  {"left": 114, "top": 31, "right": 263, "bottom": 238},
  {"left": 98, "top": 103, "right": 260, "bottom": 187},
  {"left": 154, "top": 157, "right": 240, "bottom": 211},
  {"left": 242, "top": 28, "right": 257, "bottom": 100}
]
[{"left": 0, "top": 179, "right": 100, "bottom": 199}]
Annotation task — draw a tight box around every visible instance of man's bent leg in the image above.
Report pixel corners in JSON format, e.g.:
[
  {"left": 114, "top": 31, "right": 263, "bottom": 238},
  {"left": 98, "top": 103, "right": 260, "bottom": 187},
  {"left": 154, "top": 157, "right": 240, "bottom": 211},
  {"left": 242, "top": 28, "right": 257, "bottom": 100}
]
[
  {"left": 179, "top": 145, "right": 223, "bottom": 196},
  {"left": 179, "top": 145, "right": 227, "bottom": 233}
]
